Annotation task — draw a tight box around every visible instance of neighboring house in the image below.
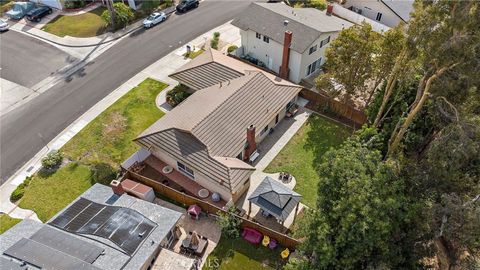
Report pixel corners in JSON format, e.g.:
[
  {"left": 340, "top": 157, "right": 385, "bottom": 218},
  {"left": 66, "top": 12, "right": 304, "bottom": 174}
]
[
  {"left": 342, "top": 0, "right": 415, "bottom": 28},
  {"left": 30, "top": 0, "right": 62, "bottom": 10},
  {"left": 231, "top": 2, "right": 353, "bottom": 84},
  {"left": 135, "top": 49, "right": 302, "bottom": 203},
  {"left": 0, "top": 184, "right": 187, "bottom": 270}
]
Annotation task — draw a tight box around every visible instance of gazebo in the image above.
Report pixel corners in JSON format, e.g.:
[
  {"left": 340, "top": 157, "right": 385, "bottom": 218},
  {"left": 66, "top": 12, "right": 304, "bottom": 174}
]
[
  {"left": 187, "top": 205, "right": 201, "bottom": 220},
  {"left": 248, "top": 176, "right": 302, "bottom": 226}
]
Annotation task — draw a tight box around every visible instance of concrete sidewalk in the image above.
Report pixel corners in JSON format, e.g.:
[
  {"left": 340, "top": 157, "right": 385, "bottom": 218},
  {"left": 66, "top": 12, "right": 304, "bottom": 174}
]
[{"left": 0, "top": 21, "right": 241, "bottom": 221}]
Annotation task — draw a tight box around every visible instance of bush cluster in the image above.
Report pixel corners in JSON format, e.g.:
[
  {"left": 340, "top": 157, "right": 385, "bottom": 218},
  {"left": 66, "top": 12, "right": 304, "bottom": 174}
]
[
  {"left": 90, "top": 163, "right": 117, "bottom": 185},
  {"left": 64, "top": 0, "right": 93, "bottom": 9},
  {"left": 41, "top": 150, "right": 63, "bottom": 170},
  {"left": 210, "top": 32, "right": 220, "bottom": 50},
  {"left": 227, "top": 45, "right": 238, "bottom": 54},
  {"left": 10, "top": 176, "right": 32, "bottom": 202},
  {"left": 166, "top": 84, "right": 191, "bottom": 107}
]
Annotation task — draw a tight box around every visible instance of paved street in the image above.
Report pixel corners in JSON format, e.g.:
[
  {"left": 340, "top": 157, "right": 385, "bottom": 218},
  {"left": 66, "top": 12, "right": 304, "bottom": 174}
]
[
  {"left": 0, "top": 30, "right": 75, "bottom": 88},
  {"left": 0, "top": 0, "right": 253, "bottom": 183}
]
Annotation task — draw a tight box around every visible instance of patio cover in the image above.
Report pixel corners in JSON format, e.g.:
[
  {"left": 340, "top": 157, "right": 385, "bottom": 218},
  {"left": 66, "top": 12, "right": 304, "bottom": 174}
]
[{"left": 248, "top": 176, "right": 301, "bottom": 221}]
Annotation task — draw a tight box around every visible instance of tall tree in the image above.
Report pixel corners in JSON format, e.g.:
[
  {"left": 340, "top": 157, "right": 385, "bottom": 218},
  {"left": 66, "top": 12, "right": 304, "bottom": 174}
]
[
  {"left": 315, "top": 22, "right": 380, "bottom": 105},
  {"left": 287, "top": 132, "right": 410, "bottom": 269},
  {"left": 386, "top": 0, "right": 480, "bottom": 156}
]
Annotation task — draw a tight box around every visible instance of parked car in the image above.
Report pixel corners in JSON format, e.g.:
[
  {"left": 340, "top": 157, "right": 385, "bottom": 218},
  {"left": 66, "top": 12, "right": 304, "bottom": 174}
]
[
  {"left": 176, "top": 0, "right": 199, "bottom": 13},
  {"left": 6, "top": 2, "right": 36, "bottom": 20},
  {"left": 26, "top": 6, "right": 52, "bottom": 22},
  {"left": 143, "top": 12, "right": 167, "bottom": 28},
  {"left": 0, "top": 19, "right": 9, "bottom": 32}
]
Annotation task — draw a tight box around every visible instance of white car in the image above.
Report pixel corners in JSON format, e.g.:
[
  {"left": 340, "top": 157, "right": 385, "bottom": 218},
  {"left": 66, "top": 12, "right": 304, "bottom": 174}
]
[
  {"left": 0, "top": 19, "right": 9, "bottom": 32},
  {"left": 143, "top": 12, "right": 167, "bottom": 28}
]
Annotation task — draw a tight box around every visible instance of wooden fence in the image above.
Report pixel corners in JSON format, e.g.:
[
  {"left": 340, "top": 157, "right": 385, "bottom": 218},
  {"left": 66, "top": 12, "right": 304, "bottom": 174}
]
[
  {"left": 300, "top": 88, "right": 367, "bottom": 127},
  {"left": 124, "top": 170, "right": 301, "bottom": 249}
]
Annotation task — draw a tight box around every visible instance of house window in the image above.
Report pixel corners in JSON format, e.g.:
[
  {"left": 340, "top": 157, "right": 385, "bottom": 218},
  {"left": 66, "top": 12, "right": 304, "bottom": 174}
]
[
  {"left": 263, "top": 36, "right": 270, "bottom": 43},
  {"left": 256, "top": 32, "right": 261, "bottom": 39},
  {"left": 376, "top": 12, "right": 382, "bottom": 21},
  {"left": 309, "top": 44, "right": 317, "bottom": 55},
  {"left": 307, "top": 60, "right": 317, "bottom": 76},
  {"left": 260, "top": 125, "right": 268, "bottom": 136},
  {"left": 320, "top": 36, "right": 330, "bottom": 48},
  {"left": 177, "top": 161, "right": 194, "bottom": 179}
]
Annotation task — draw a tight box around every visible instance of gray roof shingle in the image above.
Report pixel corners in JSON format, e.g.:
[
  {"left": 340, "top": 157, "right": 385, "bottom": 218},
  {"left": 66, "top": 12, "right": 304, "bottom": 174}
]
[{"left": 232, "top": 2, "right": 353, "bottom": 53}]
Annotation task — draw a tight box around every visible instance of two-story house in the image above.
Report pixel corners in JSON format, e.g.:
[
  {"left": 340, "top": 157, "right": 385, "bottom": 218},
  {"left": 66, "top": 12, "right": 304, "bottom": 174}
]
[
  {"left": 342, "top": 0, "right": 414, "bottom": 28},
  {"left": 231, "top": 2, "right": 353, "bottom": 84}
]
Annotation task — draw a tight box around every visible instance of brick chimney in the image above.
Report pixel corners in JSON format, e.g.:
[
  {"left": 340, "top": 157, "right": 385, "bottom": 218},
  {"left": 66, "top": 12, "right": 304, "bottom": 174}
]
[
  {"left": 279, "top": 30, "right": 292, "bottom": 80},
  {"left": 326, "top": 4, "right": 333, "bottom": 16},
  {"left": 110, "top": 180, "right": 124, "bottom": 195},
  {"left": 244, "top": 125, "right": 257, "bottom": 161}
]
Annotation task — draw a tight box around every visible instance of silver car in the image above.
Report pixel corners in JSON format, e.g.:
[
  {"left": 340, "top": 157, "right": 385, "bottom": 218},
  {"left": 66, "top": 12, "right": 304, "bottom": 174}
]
[
  {"left": 0, "top": 19, "right": 9, "bottom": 32},
  {"left": 143, "top": 12, "right": 167, "bottom": 28}
]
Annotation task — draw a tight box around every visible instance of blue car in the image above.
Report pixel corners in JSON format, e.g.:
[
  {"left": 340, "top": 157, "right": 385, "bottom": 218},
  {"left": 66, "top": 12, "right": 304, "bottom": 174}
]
[{"left": 6, "top": 2, "right": 36, "bottom": 20}]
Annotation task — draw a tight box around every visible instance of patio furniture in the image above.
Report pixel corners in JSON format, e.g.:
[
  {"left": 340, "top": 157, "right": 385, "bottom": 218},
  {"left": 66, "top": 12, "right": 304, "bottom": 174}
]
[
  {"left": 262, "top": 235, "right": 270, "bottom": 247},
  {"left": 281, "top": 248, "right": 290, "bottom": 259},
  {"left": 286, "top": 104, "right": 299, "bottom": 118},
  {"left": 211, "top": 192, "right": 221, "bottom": 202},
  {"left": 248, "top": 150, "right": 260, "bottom": 163},
  {"left": 235, "top": 207, "right": 246, "bottom": 217},
  {"left": 268, "top": 238, "right": 278, "bottom": 250},
  {"left": 182, "top": 236, "right": 192, "bottom": 248},
  {"left": 242, "top": 227, "right": 262, "bottom": 244},
  {"left": 187, "top": 205, "right": 202, "bottom": 220},
  {"left": 162, "top": 165, "right": 173, "bottom": 174},
  {"left": 195, "top": 238, "right": 208, "bottom": 255},
  {"left": 198, "top": 188, "right": 209, "bottom": 199}
]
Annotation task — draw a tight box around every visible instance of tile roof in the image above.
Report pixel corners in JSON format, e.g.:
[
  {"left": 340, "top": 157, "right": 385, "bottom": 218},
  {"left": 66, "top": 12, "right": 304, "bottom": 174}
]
[{"left": 232, "top": 2, "right": 353, "bottom": 53}]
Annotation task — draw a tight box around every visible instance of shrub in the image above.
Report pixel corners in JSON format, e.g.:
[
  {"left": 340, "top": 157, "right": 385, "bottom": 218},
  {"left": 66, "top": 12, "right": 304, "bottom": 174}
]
[
  {"left": 227, "top": 45, "right": 238, "bottom": 54},
  {"left": 41, "top": 150, "right": 63, "bottom": 170},
  {"left": 90, "top": 163, "right": 117, "bottom": 185},
  {"left": 308, "top": 0, "right": 327, "bottom": 10},
  {"left": 210, "top": 32, "right": 220, "bottom": 50},
  {"left": 10, "top": 176, "right": 32, "bottom": 202},
  {"left": 141, "top": 0, "right": 160, "bottom": 14},
  {"left": 101, "top": 3, "right": 134, "bottom": 30},
  {"left": 166, "top": 84, "right": 191, "bottom": 107},
  {"left": 217, "top": 205, "right": 241, "bottom": 239}
]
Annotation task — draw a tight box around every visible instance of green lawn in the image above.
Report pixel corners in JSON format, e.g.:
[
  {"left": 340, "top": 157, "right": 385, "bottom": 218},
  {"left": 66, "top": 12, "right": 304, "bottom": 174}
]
[
  {"left": 42, "top": 7, "right": 107, "bottom": 37},
  {"left": 203, "top": 237, "right": 285, "bottom": 270},
  {"left": 62, "top": 78, "right": 167, "bottom": 167},
  {"left": 0, "top": 214, "right": 21, "bottom": 234},
  {"left": 265, "top": 115, "right": 351, "bottom": 208},
  {"left": 19, "top": 78, "right": 168, "bottom": 222},
  {"left": 18, "top": 163, "right": 92, "bottom": 222}
]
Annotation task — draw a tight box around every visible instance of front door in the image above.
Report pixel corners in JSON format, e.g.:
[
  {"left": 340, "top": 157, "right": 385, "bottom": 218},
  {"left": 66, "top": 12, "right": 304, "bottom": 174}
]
[{"left": 267, "top": 55, "right": 273, "bottom": 70}]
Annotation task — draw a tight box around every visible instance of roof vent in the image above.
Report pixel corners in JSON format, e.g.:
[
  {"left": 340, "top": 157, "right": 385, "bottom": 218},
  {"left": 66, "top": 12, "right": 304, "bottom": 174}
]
[{"left": 283, "top": 20, "right": 289, "bottom": 26}]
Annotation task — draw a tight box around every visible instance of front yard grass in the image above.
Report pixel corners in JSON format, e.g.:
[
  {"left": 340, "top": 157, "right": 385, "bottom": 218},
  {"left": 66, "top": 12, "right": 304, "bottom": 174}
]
[
  {"left": 265, "top": 115, "right": 351, "bottom": 208},
  {"left": 0, "top": 214, "right": 21, "bottom": 234},
  {"left": 42, "top": 7, "right": 107, "bottom": 37},
  {"left": 18, "top": 78, "right": 168, "bottom": 222},
  {"left": 183, "top": 49, "right": 205, "bottom": 59},
  {"left": 203, "top": 236, "right": 285, "bottom": 270}
]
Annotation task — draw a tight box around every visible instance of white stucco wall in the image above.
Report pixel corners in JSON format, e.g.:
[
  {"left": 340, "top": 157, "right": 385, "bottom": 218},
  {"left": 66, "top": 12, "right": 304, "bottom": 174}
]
[
  {"left": 343, "top": 0, "right": 404, "bottom": 27},
  {"left": 240, "top": 29, "right": 340, "bottom": 83}
]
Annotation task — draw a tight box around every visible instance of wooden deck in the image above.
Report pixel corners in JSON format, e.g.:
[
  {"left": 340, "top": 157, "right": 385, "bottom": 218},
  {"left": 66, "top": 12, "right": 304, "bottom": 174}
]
[{"left": 140, "top": 155, "right": 226, "bottom": 208}]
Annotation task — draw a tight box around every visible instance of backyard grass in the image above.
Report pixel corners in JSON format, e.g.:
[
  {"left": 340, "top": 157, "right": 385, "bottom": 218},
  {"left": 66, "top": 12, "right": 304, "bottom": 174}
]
[
  {"left": 42, "top": 7, "right": 107, "bottom": 37},
  {"left": 203, "top": 236, "right": 285, "bottom": 270},
  {"left": 62, "top": 78, "right": 167, "bottom": 167},
  {"left": 18, "top": 163, "right": 92, "bottom": 222},
  {"left": 265, "top": 115, "right": 351, "bottom": 208},
  {"left": 19, "top": 78, "right": 168, "bottom": 222},
  {"left": 0, "top": 214, "right": 21, "bottom": 234},
  {"left": 183, "top": 49, "right": 205, "bottom": 59}
]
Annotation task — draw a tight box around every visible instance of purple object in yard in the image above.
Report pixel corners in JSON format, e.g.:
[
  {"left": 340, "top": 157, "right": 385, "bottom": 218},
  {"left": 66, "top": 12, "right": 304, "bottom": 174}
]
[
  {"left": 211, "top": 192, "right": 221, "bottom": 202},
  {"left": 268, "top": 239, "right": 278, "bottom": 250}
]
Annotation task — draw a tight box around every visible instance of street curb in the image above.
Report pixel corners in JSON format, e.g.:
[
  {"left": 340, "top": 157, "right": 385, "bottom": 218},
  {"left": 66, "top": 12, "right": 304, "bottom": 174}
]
[{"left": 12, "top": 7, "right": 176, "bottom": 48}]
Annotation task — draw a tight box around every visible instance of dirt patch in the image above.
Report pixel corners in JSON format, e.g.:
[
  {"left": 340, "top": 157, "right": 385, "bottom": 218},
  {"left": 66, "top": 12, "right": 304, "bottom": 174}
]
[{"left": 102, "top": 112, "right": 127, "bottom": 141}]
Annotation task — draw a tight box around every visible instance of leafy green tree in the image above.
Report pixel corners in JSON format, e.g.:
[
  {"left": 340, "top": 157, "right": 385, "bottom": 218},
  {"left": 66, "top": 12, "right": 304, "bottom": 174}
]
[
  {"left": 316, "top": 22, "right": 381, "bottom": 105},
  {"left": 217, "top": 206, "right": 241, "bottom": 239},
  {"left": 288, "top": 135, "right": 410, "bottom": 269},
  {"left": 141, "top": 0, "right": 160, "bottom": 14},
  {"left": 101, "top": 3, "right": 134, "bottom": 30}
]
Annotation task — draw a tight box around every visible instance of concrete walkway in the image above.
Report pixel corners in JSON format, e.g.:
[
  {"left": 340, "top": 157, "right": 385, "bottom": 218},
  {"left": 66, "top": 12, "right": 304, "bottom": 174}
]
[{"left": 0, "top": 22, "right": 241, "bottom": 221}]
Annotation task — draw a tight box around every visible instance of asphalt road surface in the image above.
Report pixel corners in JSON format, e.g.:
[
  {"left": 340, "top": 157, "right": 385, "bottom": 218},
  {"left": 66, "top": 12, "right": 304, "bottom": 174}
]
[
  {"left": 0, "top": 0, "right": 254, "bottom": 184},
  {"left": 0, "top": 30, "right": 75, "bottom": 88}
]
